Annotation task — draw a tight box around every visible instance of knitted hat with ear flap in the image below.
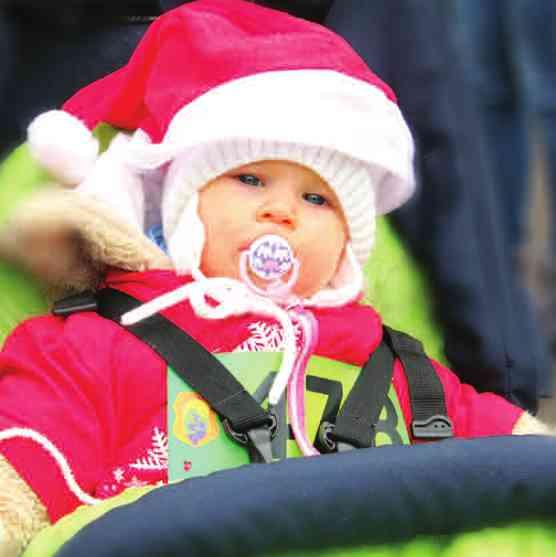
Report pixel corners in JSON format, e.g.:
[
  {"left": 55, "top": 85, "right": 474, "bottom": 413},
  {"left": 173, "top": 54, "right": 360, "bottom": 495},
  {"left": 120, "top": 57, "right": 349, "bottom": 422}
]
[{"left": 26, "top": 0, "right": 414, "bottom": 304}]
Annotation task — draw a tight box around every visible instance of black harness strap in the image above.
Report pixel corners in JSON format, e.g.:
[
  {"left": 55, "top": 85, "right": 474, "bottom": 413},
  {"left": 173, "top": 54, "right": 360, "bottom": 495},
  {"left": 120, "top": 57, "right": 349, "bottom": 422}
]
[
  {"left": 54, "top": 291, "right": 452, "bottom": 459},
  {"left": 320, "top": 326, "right": 453, "bottom": 451},
  {"left": 97, "top": 288, "right": 272, "bottom": 434},
  {"left": 329, "top": 340, "right": 395, "bottom": 449},
  {"left": 384, "top": 326, "right": 453, "bottom": 439},
  {"left": 54, "top": 289, "right": 273, "bottom": 439}
]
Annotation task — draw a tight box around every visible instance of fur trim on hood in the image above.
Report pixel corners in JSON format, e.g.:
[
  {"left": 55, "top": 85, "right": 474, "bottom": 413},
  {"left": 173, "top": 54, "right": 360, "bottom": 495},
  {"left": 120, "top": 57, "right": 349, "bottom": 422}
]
[{"left": 0, "top": 186, "right": 172, "bottom": 298}]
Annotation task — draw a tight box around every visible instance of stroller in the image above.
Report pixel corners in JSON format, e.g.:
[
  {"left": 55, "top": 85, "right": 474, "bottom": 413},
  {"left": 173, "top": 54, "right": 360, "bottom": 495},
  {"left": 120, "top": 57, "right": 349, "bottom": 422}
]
[{"left": 1, "top": 134, "right": 555, "bottom": 557}]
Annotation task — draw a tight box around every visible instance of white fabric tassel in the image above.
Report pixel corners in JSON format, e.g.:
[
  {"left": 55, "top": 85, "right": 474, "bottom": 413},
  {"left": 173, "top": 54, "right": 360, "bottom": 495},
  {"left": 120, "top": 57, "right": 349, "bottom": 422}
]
[{"left": 77, "top": 132, "right": 146, "bottom": 231}]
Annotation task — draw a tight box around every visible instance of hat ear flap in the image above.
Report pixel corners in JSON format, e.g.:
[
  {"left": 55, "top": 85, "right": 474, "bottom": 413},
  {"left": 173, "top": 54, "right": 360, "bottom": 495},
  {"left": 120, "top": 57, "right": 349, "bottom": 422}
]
[
  {"left": 166, "top": 192, "right": 206, "bottom": 276},
  {"left": 77, "top": 133, "right": 146, "bottom": 232},
  {"left": 304, "top": 244, "right": 365, "bottom": 308}
]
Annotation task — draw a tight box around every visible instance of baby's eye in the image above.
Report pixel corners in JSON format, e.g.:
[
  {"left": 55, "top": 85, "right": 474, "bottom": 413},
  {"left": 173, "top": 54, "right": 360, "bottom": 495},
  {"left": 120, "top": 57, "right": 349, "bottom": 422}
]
[
  {"left": 236, "top": 174, "right": 263, "bottom": 187},
  {"left": 303, "top": 192, "right": 327, "bottom": 206}
]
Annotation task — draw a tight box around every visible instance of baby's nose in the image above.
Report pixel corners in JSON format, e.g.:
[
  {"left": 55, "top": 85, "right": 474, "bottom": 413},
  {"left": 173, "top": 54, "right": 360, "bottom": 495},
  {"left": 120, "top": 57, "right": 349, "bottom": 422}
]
[{"left": 256, "top": 201, "right": 296, "bottom": 228}]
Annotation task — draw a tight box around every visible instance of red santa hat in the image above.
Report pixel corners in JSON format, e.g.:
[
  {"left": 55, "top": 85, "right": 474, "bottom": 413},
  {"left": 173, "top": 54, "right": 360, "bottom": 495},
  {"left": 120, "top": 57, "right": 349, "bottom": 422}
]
[{"left": 27, "top": 0, "right": 414, "bottom": 278}]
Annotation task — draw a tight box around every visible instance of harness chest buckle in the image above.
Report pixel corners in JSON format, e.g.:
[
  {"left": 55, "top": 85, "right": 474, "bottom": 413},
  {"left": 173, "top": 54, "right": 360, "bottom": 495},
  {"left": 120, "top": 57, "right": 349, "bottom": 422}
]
[
  {"left": 222, "top": 413, "right": 278, "bottom": 444},
  {"left": 317, "top": 421, "right": 357, "bottom": 453}
]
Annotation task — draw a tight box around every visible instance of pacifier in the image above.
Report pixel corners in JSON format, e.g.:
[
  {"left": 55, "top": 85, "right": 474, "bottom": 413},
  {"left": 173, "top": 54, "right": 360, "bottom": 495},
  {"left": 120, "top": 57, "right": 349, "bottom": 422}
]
[{"left": 239, "top": 234, "right": 300, "bottom": 301}]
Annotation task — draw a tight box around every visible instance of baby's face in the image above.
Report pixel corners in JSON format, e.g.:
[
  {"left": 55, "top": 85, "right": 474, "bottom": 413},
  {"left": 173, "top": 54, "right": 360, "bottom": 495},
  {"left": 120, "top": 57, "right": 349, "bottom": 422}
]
[{"left": 198, "top": 160, "right": 348, "bottom": 298}]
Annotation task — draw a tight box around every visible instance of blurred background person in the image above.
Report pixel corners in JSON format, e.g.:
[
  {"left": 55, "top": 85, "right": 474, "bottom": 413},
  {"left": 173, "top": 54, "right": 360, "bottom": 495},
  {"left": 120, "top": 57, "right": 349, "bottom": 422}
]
[
  {"left": 321, "top": 0, "right": 552, "bottom": 413},
  {"left": 0, "top": 1, "right": 180, "bottom": 160},
  {"left": 456, "top": 0, "right": 556, "bottom": 352}
]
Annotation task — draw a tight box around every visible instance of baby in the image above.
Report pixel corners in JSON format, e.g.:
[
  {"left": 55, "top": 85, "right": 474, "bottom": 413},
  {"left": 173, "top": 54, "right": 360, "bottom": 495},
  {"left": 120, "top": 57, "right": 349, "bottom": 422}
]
[{"left": 0, "top": 1, "right": 550, "bottom": 555}]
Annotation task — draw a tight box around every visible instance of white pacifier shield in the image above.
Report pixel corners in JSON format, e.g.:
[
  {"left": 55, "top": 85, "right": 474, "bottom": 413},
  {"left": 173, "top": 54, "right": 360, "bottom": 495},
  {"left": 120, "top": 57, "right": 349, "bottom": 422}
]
[{"left": 247, "top": 234, "right": 294, "bottom": 280}]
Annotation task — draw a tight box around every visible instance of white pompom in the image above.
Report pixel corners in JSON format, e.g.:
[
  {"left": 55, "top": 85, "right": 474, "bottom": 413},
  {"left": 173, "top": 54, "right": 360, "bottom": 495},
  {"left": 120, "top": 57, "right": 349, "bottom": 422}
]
[{"left": 27, "top": 110, "right": 99, "bottom": 186}]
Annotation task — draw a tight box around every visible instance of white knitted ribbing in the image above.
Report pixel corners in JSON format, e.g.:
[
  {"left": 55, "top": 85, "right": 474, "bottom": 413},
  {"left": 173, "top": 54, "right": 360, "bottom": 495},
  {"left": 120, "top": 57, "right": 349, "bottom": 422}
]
[{"left": 161, "top": 139, "right": 378, "bottom": 268}]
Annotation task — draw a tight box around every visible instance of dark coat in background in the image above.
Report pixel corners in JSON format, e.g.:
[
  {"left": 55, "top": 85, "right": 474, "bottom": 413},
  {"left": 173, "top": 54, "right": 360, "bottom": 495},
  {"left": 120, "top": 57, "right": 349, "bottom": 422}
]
[
  {"left": 0, "top": 1, "right": 181, "bottom": 158},
  {"left": 0, "top": 0, "right": 548, "bottom": 412},
  {"left": 323, "top": 0, "right": 550, "bottom": 411}
]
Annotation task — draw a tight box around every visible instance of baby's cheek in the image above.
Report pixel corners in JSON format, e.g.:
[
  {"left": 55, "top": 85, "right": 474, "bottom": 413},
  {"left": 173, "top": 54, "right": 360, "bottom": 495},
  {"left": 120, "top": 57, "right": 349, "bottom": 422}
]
[
  {"left": 293, "top": 253, "right": 332, "bottom": 296},
  {"left": 200, "top": 239, "right": 240, "bottom": 280}
]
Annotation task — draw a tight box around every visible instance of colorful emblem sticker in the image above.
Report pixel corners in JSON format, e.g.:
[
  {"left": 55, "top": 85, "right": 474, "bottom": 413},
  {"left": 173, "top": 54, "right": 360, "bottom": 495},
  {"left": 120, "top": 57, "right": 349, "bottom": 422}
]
[
  {"left": 247, "top": 234, "right": 294, "bottom": 280},
  {"left": 173, "top": 392, "right": 220, "bottom": 447}
]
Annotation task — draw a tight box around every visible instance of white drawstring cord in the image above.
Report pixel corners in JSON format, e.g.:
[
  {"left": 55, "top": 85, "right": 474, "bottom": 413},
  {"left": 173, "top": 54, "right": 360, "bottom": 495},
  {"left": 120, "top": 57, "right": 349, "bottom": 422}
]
[
  {"left": 121, "top": 283, "right": 195, "bottom": 326},
  {"left": 119, "top": 245, "right": 363, "bottom": 450},
  {"left": 0, "top": 428, "right": 101, "bottom": 505},
  {"left": 121, "top": 277, "right": 298, "bottom": 406}
]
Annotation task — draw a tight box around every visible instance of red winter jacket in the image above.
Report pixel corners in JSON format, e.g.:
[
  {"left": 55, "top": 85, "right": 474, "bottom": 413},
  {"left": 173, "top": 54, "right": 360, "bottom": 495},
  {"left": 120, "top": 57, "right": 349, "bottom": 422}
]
[{"left": 0, "top": 270, "right": 523, "bottom": 522}]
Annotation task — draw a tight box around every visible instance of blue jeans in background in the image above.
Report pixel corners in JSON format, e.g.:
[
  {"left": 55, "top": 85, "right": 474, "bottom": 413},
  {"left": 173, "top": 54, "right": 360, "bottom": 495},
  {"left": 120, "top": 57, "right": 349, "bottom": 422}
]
[{"left": 456, "top": 0, "right": 556, "bottom": 256}]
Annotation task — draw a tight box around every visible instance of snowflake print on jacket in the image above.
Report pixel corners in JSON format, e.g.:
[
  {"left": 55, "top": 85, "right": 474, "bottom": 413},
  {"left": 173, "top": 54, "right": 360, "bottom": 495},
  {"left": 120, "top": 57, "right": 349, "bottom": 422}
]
[
  {"left": 130, "top": 427, "right": 168, "bottom": 471},
  {"left": 235, "top": 321, "right": 302, "bottom": 352},
  {"left": 99, "top": 427, "right": 168, "bottom": 498}
]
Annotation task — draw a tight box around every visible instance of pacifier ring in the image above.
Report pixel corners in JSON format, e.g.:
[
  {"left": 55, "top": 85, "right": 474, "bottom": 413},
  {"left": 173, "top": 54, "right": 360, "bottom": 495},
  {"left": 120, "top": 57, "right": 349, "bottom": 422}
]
[
  {"left": 239, "top": 234, "right": 300, "bottom": 302},
  {"left": 247, "top": 235, "right": 294, "bottom": 281}
]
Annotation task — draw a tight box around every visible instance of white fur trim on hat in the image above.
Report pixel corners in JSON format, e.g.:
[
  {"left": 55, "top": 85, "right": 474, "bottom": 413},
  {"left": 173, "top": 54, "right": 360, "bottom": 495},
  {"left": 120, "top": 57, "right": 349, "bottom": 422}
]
[
  {"left": 128, "top": 69, "right": 415, "bottom": 218},
  {"left": 27, "top": 110, "right": 99, "bottom": 186}
]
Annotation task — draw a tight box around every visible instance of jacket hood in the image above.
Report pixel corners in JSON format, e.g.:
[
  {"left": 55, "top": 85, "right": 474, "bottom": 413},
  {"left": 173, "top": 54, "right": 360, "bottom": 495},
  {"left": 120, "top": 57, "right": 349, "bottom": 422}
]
[{"left": 0, "top": 187, "right": 172, "bottom": 298}]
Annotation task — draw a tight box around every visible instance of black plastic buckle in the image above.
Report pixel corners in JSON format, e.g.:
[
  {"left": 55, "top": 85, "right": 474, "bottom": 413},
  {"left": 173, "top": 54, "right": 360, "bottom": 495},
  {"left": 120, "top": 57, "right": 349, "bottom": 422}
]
[
  {"left": 317, "top": 421, "right": 356, "bottom": 453},
  {"left": 223, "top": 414, "right": 277, "bottom": 444},
  {"left": 223, "top": 414, "right": 278, "bottom": 464},
  {"left": 52, "top": 292, "right": 98, "bottom": 317},
  {"left": 317, "top": 421, "right": 337, "bottom": 452},
  {"left": 411, "top": 415, "right": 454, "bottom": 439}
]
